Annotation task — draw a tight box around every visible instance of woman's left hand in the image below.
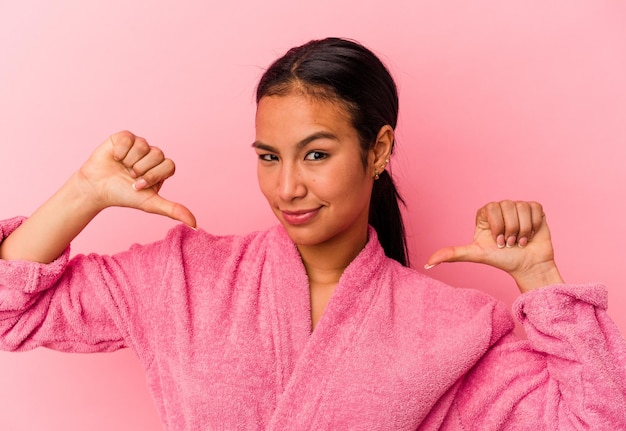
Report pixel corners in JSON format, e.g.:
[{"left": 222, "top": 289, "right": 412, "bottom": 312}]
[{"left": 425, "top": 200, "right": 564, "bottom": 293}]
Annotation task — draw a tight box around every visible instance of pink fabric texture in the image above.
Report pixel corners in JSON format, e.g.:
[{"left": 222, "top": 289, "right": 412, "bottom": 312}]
[{"left": 1, "top": 216, "right": 625, "bottom": 430}]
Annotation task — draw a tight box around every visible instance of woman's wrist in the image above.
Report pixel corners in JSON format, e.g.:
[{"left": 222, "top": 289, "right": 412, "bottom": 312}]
[
  {"left": 512, "top": 261, "right": 564, "bottom": 294},
  {"left": 0, "top": 173, "right": 102, "bottom": 263}
]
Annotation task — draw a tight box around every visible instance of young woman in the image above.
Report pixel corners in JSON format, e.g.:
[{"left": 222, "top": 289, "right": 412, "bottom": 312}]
[{"left": 1, "top": 38, "right": 624, "bottom": 430}]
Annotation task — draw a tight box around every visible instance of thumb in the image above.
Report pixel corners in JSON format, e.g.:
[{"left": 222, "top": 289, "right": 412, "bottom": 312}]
[
  {"left": 424, "top": 243, "right": 478, "bottom": 270},
  {"left": 141, "top": 193, "right": 197, "bottom": 229}
]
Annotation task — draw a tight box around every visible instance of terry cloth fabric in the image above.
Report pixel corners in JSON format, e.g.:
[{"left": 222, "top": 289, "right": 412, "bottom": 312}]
[{"left": 1, "top": 216, "right": 625, "bottom": 430}]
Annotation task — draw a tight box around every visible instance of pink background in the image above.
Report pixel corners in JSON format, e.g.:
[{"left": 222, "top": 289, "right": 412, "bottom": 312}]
[{"left": 1, "top": 1, "right": 625, "bottom": 429}]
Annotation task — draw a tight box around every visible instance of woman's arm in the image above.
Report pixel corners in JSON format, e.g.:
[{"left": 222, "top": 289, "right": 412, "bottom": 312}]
[
  {"left": 0, "top": 131, "right": 196, "bottom": 263},
  {"left": 0, "top": 131, "right": 197, "bottom": 353},
  {"left": 425, "top": 201, "right": 626, "bottom": 428},
  {"left": 439, "top": 283, "right": 626, "bottom": 430}
]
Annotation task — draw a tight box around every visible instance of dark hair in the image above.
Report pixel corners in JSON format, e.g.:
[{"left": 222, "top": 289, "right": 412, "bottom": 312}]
[{"left": 256, "top": 37, "right": 409, "bottom": 267}]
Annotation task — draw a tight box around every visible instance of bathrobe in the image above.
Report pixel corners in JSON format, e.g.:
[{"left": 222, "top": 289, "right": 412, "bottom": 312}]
[{"left": 1, "top": 216, "right": 625, "bottom": 430}]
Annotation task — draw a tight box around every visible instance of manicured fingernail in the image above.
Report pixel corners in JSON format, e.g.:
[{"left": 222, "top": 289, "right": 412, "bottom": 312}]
[
  {"left": 189, "top": 226, "right": 198, "bottom": 232},
  {"left": 424, "top": 263, "right": 436, "bottom": 270},
  {"left": 132, "top": 178, "right": 147, "bottom": 190},
  {"left": 497, "top": 234, "right": 506, "bottom": 248},
  {"left": 518, "top": 237, "right": 528, "bottom": 248},
  {"left": 506, "top": 236, "right": 516, "bottom": 248}
]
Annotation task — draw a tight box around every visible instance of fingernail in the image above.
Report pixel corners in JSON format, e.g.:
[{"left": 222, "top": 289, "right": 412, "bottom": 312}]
[
  {"left": 189, "top": 226, "right": 198, "bottom": 232},
  {"left": 132, "top": 178, "right": 147, "bottom": 190},
  {"left": 424, "top": 263, "right": 436, "bottom": 270},
  {"left": 497, "top": 234, "right": 506, "bottom": 249},
  {"left": 506, "top": 236, "right": 516, "bottom": 248},
  {"left": 518, "top": 237, "right": 528, "bottom": 248}
]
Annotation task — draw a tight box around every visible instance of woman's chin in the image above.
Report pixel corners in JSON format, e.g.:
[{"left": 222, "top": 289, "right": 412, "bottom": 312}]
[{"left": 280, "top": 223, "right": 324, "bottom": 247}]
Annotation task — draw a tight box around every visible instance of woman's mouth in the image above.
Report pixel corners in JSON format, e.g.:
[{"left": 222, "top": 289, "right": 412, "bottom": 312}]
[{"left": 280, "top": 208, "right": 321, "bottom": 225}]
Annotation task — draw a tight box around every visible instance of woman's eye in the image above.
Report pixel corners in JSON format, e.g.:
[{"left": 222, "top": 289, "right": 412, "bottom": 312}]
[
  {"left": 304, "top": 151, "right": 328, "bottom": 161},
  {"left": 259, "top": 154, "right": 278, "bottom": 162}
]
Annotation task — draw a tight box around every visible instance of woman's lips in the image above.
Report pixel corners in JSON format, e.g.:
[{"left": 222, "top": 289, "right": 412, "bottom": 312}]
[{"left": 281, "top": 208, "right": 321, "bottom": 225}]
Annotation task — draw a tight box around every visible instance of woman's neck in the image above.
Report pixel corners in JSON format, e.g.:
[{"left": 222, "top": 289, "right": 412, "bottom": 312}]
[
  {"left": 296, "top": 227, "right": 368, "bottom": 284},
  {"left": 298, "top": 230, "right": 368, "bottom": 331}
]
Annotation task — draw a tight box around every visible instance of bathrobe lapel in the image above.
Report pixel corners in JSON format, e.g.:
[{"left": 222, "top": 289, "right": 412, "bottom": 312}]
[{"left": 264, "top": 226, "right": 387, "bottom": 429}]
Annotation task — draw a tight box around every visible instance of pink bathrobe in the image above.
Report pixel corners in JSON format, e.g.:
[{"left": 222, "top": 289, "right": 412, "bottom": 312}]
[{"left": 1, "top": 216, "right": 625, "bottom": 430}]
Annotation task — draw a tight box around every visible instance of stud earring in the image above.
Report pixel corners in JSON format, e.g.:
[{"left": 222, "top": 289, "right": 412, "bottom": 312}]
[{"left": 378, "top": 158, "right": 390, "bottom": 173}]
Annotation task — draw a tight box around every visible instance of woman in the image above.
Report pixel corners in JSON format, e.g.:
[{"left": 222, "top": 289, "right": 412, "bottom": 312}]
[{"left": 1, "top": 38, "right": 624, "bottom": 430}]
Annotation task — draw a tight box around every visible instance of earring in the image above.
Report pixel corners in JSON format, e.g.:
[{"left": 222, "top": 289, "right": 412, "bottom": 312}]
[{"left": 374, "top": 158, "right": 389, "bottom": 180}]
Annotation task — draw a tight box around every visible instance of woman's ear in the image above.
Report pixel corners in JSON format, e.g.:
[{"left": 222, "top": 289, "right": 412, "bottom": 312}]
[{"left": 369, "top": 125, "right": 394, "bottom": 178}]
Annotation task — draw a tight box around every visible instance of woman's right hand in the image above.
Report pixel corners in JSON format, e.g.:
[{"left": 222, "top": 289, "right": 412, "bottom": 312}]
[
  {"left": 0, "top": 131, "right": 195, "bottom": 263},
  {"left": 77, "top": 131, "right": 196, "bottom": 228}
]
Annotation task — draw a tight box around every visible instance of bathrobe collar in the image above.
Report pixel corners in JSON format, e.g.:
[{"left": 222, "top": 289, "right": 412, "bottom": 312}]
[{"left": 263, "top": 224, "right": 388, "bottom": 428}]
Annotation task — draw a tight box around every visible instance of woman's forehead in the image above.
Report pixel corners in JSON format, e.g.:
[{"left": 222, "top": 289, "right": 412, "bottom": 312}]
[
  {"left": 254, "top": 94, "right": 358, "bottom": 146},
  {"left": 256, "top": 93, "right": 352, "bottom": 125}
]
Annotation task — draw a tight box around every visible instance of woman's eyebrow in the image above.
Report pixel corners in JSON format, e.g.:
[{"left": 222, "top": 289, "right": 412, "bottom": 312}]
[
  {"left": 251, "top": 142, "right": 276, "bottom": 152},
  {"left": 251, "top": 131, "right": 339, "bottom": 152}
]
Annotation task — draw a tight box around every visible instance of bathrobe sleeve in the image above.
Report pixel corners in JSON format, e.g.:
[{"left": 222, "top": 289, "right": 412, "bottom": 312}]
[
  {"left": 450, "top": 283, "right": 626, "bottom": 430},
  {"left": 0, "top": 216, "right": 179, "bottom": 359}
]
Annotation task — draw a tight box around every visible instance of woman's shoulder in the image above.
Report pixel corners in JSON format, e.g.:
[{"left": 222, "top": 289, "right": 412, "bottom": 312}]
[
  {"left": 117, "top": 223, "right": 281, "bottom": 268},
  {"left": 382, "top": 259, "right": 513, "bottom": 330},
  {"left": 161, "top": 223, "right": 280, "bottom": 252},
  {"left": 384, "top": 259, "right": 493, "bottom": 303},
  {"left": 166, "top": 223, "right": 268, "bottom": 244}
]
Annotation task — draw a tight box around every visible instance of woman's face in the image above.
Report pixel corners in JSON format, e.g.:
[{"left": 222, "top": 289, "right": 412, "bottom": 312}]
[{"left": 254, "top": 93, "right": 374, "bottom": 250}]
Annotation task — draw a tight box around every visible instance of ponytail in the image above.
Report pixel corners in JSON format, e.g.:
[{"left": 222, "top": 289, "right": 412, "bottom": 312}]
[{"left": 369, "top": 170, "right": 409, "bottom": 267}]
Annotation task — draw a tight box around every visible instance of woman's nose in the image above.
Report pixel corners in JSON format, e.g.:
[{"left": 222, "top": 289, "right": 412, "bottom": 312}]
[{"left": 278, "top": 163, "right": 307, "bottom": 201}]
